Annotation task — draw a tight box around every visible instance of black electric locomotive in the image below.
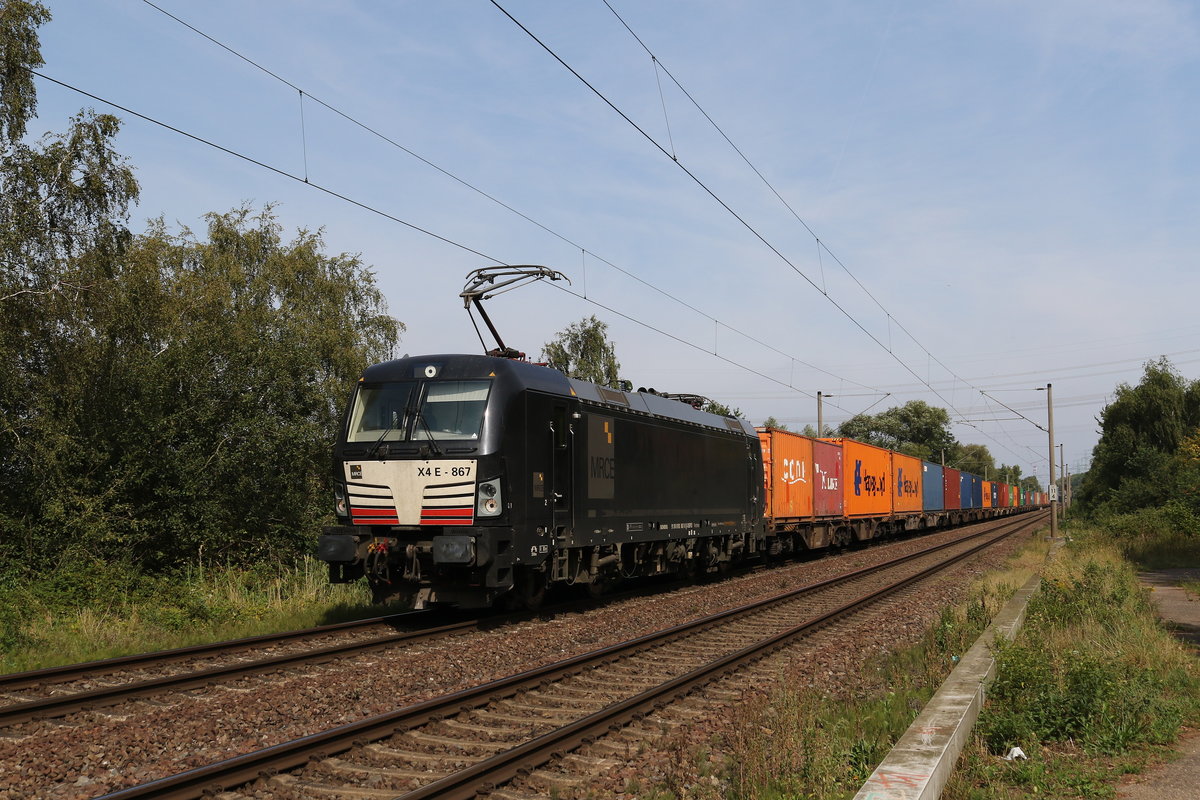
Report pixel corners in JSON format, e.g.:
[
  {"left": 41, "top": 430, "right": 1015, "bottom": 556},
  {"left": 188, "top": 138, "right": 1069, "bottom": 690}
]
[{"left": 317, "top": 353, "right": 765, "bottom": 609}]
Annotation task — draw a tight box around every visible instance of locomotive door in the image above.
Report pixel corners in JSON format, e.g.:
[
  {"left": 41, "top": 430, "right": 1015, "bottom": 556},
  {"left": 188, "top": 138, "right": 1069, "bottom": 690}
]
[
  {"left": 549, "top": 401, "right": 574, "bottom": 531},
  {"left": 524, "top": 392, "right": 575, "bottom": 535}
]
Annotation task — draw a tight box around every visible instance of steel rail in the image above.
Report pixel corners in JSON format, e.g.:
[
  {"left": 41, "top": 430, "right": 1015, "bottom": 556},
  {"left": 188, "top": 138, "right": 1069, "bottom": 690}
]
[
  {"left": 398, "top": 513, "right": 1046, "bottom": 800},
  {"left": 0, "top": 610, "right": 435, "bottom": 693},
  {"left": 95, "top": 511, "right": 1045, "bottom": 800},
  {"left": 0, "top": 617, "right": 480, "bottom": 728}
]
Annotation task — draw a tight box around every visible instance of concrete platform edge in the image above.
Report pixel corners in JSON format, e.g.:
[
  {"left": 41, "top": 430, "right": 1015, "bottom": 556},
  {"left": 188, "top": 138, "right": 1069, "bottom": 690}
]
[{"left": 852, "top": 558, "right": 1051, "bottom": 800}]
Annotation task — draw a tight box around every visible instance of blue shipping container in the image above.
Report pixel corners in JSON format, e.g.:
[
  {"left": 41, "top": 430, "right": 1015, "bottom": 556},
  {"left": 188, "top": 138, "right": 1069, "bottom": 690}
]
[
  {"left": 922, "top": 462, "right": 944, "bottom": 511},
  {"left": 961, "top": 473, "right": 983, "bottom": 509}
]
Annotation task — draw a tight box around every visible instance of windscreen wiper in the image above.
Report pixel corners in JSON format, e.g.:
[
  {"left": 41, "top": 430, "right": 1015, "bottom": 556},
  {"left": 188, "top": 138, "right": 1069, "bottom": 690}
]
[
  {"left": 367, "top": 410, "right": 400, "bottom": 459},
  {"left": 415, "top": 409, "right": 443, "bottom": 457}
]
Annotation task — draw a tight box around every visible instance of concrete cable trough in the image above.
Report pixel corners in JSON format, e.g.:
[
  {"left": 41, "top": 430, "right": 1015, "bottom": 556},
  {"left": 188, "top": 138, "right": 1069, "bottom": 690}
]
[{"left": 853, "top": 543, "right": 1060, "bottom": 800}]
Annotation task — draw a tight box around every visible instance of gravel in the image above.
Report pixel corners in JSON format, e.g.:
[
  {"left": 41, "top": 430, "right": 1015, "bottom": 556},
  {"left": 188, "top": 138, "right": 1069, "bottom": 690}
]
[{"left": 0, "top": 523, "right": 1038, "bottom": 800}]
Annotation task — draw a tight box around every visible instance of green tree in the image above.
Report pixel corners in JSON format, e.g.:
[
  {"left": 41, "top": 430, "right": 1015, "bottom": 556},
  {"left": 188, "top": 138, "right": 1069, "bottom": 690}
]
[
  {"left": 703, "top": 399, "right": 743, "bottom": 418},
  {"left": 954, "top": 443, "right": 995, "bottom": 477},
  {"left": 761, "top": 416, "right": 787, "bottom": 430},
  {"left": 0, "top": 4, "right": 402, "bottom": 579},
  {"left": 541, "top": 315, "right": 622, "bottom": 388},
  {"left": 1078, "top": 358, "right": 1200, "bottom": 516},
  {"left": 837, "top": 400, "right": 957, "bottom": 461}
]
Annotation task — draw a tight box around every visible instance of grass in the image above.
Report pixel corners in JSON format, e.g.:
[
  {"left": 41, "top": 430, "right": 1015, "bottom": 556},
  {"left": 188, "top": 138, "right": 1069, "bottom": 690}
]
[
  {"left": 650, "top": 534, "right": 1053, "bottom": 800},
  {"left": 0, "top": 557, "right": 387, "bottom": 674},
  {"left": 945, "top": 526, "right": 1200, "bottom": 799},
  {"left": 1084, "top": 506, "right": 1200, "bottom": 568}
]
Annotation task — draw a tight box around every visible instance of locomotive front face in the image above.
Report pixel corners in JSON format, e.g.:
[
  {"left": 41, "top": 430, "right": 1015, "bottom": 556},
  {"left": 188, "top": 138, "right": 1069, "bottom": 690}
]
[
  {"left": 318, "top": 358, "right": 518, "bottom": 608},
  {"left": 341, "top": 378, "right": 495, "bottom": 527}
]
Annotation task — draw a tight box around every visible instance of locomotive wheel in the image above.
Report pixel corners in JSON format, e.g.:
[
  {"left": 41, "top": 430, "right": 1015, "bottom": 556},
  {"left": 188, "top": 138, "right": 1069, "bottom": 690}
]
[
  {"left": 512, "top": 566, "right": 547, "bottom": 611},
  {"left": 585, "top": 571, "right": 621, "bottom": 600}
]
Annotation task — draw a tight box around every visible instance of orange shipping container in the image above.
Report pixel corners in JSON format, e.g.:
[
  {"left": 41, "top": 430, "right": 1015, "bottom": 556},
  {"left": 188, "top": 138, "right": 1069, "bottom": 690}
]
[
  {"left": 982, "top": 481, "right": 993, "bottom": 508},
  {"left": 758, "top": 428, "right": 816, "bottom": 520},
  {"left": 825, "top": 438, "right": 892, "bottom": 517},
  {"left": 893, "top": 452, "right": 923, "bottom": 513}
]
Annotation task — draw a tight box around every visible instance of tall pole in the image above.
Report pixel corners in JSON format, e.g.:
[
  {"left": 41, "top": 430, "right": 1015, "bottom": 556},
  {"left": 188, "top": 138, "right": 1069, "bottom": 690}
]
[
  {"left": 1047, "top": 383, "right": 1058, "bottom": 538},
  {"left": 817, "top": 391, "right": 824, "bottom": 438}
]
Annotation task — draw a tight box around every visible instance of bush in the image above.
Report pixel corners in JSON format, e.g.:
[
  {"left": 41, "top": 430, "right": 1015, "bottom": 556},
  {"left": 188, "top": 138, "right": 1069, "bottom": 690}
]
[{"left": 976, "top": 546, "right": 1198, "bottom": 757}]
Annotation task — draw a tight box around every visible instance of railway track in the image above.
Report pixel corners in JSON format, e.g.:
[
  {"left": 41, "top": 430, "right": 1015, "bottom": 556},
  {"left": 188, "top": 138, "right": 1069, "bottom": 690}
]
[
  {"left": 0, "top": 516, "right": 1003, "bottom": 731},
  {"left": 0, "top": 610, "right": 481, "bottom": 729},
  {"left": 96, "top": 512, "right": 1045, "bottom": 800},
  {"left": 0, "top": 562, "right": 780, "bottom": 731}
]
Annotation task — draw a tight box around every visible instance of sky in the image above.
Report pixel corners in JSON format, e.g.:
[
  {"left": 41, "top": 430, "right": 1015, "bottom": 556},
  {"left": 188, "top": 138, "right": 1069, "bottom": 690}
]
[{"left": 30, "top": 0, "right": 1200, "bottom": 487}]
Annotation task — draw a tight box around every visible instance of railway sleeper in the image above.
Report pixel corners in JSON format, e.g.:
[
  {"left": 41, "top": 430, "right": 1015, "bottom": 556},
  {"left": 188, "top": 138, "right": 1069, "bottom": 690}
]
[
  {"left": 525, "top": 766, "right": 589, "bottom": 793},
  {"left": 269, "top": 772, "right": 397, "bottom": 799},
  {"left": 364, "top": 742, "right": 471, "bottom": 765},
  {"left": 319, "top": 755, "right": 441, "bottom": 781},
  {"left": 475, "top": 709, "right": 586, "bottom": 729},
  {"left": 496, "top": 692, "right": 607, "bottom": 711},
  {"left": 496, "top": 700, "right": 588, "bottom": 721},
  {"left": 440, "top": 716, "right": 534, "bottom": 736},
  {"left": 400, "top": 729, "right": 511, "bottom": 753}
]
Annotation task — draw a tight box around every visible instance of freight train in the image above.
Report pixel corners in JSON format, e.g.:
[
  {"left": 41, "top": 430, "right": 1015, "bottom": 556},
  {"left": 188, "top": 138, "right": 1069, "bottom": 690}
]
[{"left": 317, "top": 353, "right": 1045, "bottom": 609}]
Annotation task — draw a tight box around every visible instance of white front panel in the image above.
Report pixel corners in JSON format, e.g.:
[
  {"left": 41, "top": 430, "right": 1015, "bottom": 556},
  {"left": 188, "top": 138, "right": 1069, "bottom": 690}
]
[{"left": 344, "top": 460, "right": 477, "bottom": 526}]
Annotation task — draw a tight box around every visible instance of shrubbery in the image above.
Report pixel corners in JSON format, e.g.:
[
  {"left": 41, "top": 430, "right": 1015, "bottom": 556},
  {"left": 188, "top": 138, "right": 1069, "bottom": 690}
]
[{"left": 950, "top": 540, "right": 1200, "bottom": 798}]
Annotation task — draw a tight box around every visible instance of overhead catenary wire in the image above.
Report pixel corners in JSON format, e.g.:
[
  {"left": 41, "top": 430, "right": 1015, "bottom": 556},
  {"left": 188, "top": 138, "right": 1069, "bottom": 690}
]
[
  {"left": 28, "top": 68, "right": 865, "bottom": 417},
  {"left": 136, "top": 0, "right": 883, "bottom": 398},
  {"left": 492, "top": 0, "right": 1036, "bottom": 468},
  {"left": 598, "top": 1, "right": 1057, "bottom": 459}
]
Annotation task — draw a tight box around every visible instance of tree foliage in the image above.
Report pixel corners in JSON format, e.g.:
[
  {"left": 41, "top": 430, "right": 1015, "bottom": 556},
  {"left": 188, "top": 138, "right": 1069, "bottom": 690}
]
[
  {"left": 954, "top": 443, "right": 995, "bottom": 477},
  {"left": 702, "top": 399, "right": 743, "bottom": 418},
  {"left": 541, "top": 315, "right": 622, "bottom": 388},
  {"left": 0, "top": 5, "right": 402, "bottom": 578},
  {"left": 1078, "top": 358, "right": 1200, "bottom": 520},
  {"left": 837, "top": 400, "right": 958, "bottom": 461}
]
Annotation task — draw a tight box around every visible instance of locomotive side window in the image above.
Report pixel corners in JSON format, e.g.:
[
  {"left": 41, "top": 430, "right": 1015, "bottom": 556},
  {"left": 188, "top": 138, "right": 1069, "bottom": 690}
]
[
  {"left": 346, "top": 381, "right": 416, "bottom": 442},
  {"left": 417, "top": 381, "right": 490, "bottom": 440}
]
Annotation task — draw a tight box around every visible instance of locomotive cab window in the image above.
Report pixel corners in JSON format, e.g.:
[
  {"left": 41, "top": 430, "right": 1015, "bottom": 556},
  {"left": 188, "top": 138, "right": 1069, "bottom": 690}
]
[
  {"left": 416, "top": 380, "right": 490, "bottom": 440},
  {"left": 346, "top": 381, "right": 416, "bottom": 442}
]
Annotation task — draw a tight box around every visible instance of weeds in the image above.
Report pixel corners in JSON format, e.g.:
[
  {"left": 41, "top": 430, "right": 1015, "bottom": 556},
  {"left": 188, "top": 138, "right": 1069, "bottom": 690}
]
[
  {"left": 0, "top": 556, "right": 379, "bottom": 673},
  {"left": 948, "top": 532, "right": 1200, "bottom": 799},
  {"left": 714, "top": 583, "right": 1007, "bottom": 800}
]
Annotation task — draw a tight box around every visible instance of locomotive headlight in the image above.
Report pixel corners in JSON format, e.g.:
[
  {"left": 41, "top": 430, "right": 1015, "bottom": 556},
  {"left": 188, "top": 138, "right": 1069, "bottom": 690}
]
[
  {"left": 477, "top": 479, "right": 502, "bottom": 517},
  {"left": 333, "top": 484, "right": 348, "bottom": 517}
]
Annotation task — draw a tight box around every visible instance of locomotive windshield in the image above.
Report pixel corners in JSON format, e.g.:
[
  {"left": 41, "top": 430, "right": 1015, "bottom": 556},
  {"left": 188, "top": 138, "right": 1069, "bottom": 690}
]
[
  {"left": 346, "top": 381, "right": 416, "bottom": 443},
  {"left": 416, "top": 380, "right": 489, "bottom": 440},
  {"left": 345, "top": 379, "right": 490, "bottom": 443}
]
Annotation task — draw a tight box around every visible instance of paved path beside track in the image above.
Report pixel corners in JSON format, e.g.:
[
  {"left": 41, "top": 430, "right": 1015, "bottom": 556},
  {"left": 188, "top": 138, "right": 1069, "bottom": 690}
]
[{"left": 1116, "top": 568, "right": 1200, "bottom": 800}]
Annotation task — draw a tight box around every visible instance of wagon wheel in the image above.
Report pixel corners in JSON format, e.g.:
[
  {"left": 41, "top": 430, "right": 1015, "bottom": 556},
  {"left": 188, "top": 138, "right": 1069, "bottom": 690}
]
[{"left": 833, "top": 527, "right": 852, "bottom": 549}]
